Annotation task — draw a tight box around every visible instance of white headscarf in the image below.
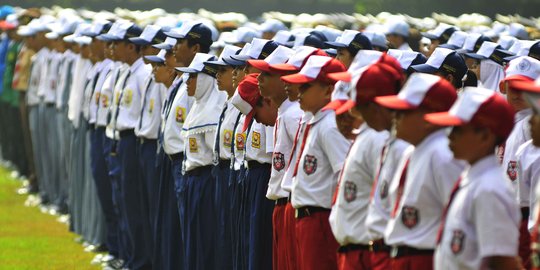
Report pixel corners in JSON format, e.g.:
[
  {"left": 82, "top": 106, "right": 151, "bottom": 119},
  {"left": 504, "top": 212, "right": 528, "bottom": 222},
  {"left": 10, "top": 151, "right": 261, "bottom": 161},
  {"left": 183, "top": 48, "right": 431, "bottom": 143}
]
[
  {"left": 479, "top": 59, "right": 505, "bottom": 92},
  {"left": 182, "top": 73, "right": 227, "bottom": 136}
]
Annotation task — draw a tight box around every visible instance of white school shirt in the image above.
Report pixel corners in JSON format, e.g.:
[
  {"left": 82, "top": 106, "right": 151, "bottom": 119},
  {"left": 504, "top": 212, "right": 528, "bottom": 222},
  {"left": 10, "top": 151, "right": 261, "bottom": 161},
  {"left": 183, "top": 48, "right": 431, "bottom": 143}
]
[
  {"left": 329, "top": 125, "right": 388, "bottom": 245},
  {"left": 115, "top": 58, "right": 152, "bottom": 131},
  {"left": 245, "top": 121, "right": 273, "bottom": 164},
  {"left": 266, "top": 99, "right": 303, "bottom": 200},
  {"left": 44, "top": 50, "right": 62, "bottom": 104},
  {"left": 184, "top": 131, "right": 216, "bottom": 171},
  {"left": 27, "top": 48, "right": 46, "bottom": 106},
  {"left": 502, "top": 108, "right": 532, "bottom": 195},
  {"left": 384, "top": 129, "right": 465, "bottom": 249},
  {"left": 291, "top": 109, "right": 351, "bottom": 209},
  {"left": 36, "top": 47, "right": 50, "bottom": 99},
  {"left": 434, "top": 156, "right": 520, "bottom": 270},
  {"left": 161, "top": 75, "right": 194, "bottom": 155},
  {"left": 106, "top": 64, "right": 130, "bottom": 139},
  {"left": 82, "top": 63, "right": 100, "bottom": 121},
  {"left": 366, "top": 138, "right": 414, "bottom": 241},
  {"left": 94, "top": 59, "right": 116, "bottom": 127},
  {"left": 135, "top": 77, "right": 166, "bottom": 139},
  {"left": 68, "top": 57, "right": 92, "bottom": 128},
  {"left": 56, "top": 50, "right": 76, "bottom": 109},
  {"left": 514, "top": 140, "right": 540, "bottom": 230},
  {"left": 214, "top": 98, "right": 242, "bottom": 161},
  {"left": 281, "top": 112, "right": 313, "bottom": 193}
]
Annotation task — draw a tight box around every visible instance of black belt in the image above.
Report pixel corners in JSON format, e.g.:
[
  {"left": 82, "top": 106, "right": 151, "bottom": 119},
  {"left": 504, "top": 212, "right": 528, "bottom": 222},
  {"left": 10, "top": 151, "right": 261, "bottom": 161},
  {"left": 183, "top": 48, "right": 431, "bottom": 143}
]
[
  {"left": 168, "top": 153, "right": 183, "bottom": 162},
  {"left": 247, "top": 160, "right": 270, "bottom": 169},
  {"left": 137, "top": 137, "right": 157, "bottom": 145},
  {"left": 275, "top": 197, "right": 288, "bottom": 206},
  {"left": 185, "top": 165, "right": 212, "bottom": 177},
  {"left": 45, "top": 103, "right": 55, "bottom": 108},
  {"left": 295, "top": 206, "right": 330, "bottom": 219},
  {"left": 338, "top": 243, "right": 370, "bottom": 253},
  {"left": 522, "top": 207, "right": 530, "bottom": 221},
  {"left": 95, "top": 126, "right": 105, "bottom": 132},
  {"left": 217, "top": 159, "right": 231, "bottom": 169},
  {"left": 369, "top": 239, "right": 391, "bottom": 253},
  {"left": 119, "top": 129, "right": 135, "bottom": 138},
  {"left": 390, "top": 245, "right": 434, "bottom": 258},
  {"left": 89, "top": 123, "right": 96, "bottom": 130}
]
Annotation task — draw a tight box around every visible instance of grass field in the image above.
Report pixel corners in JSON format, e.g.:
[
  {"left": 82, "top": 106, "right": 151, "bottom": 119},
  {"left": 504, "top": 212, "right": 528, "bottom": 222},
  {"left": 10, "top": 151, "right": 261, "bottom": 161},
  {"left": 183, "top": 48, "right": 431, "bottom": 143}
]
[{"left": 0, "top": 166, "right": 100, "bottom": 270}]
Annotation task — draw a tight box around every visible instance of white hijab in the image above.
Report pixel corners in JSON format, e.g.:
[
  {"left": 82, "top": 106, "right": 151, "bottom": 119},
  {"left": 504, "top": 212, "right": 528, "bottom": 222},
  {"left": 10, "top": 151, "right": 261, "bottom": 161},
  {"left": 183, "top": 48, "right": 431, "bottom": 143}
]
[
  {"left": 479, "top": 59, "right": 505, "bottom": 92},
  {"left": 182, "top": 73, "right": 227, "bottom": 136}
]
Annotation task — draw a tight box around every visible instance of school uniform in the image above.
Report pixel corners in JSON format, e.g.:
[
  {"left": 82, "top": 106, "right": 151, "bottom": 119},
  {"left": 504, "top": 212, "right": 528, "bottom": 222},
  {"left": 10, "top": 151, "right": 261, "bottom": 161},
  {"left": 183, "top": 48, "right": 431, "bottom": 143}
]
[
  {"left": 269, "top": 99, "right": 302, "bottom": 270},
  {"left": 329, "top": 124, "right": 388, "bottom": 270},
  {"left": 365, "top": 138, "right": 414, "bottom": 270},
  {"left": 384, "top": 130, "right": 465, "bottom": 270},
  {"left": 291, "top": 109, "right": 351, "bottom": 270},
  {"left": 434, "top": 156, "right": 520, "bottom": 269}
]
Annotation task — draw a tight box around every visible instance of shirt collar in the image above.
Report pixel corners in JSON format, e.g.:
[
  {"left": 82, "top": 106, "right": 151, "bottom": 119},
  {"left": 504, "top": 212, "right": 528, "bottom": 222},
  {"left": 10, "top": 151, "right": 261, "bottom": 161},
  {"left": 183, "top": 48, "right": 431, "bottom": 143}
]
[
  {"left": 461, "top": 155, "right": 498, "bottom": 186},
  {"left": 515, "top": 108, "right": 532, "bottom": 123},
  {"left": 278, "top": 99, "right": 295, "bottom": 116},
  {"left": 414, "top": 129, "right": 447, "bottom": 154},
  {"left": 129, "top": 57, "right": 145, "bottom": 73},
  {"left": 309, "top": 108, "right": 333, "bottom": 125}
]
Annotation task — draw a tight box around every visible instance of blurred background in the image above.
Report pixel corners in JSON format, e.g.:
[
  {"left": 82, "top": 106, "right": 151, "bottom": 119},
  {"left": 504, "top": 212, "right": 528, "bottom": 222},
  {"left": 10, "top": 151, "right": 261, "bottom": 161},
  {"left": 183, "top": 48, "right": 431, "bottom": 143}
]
[{"left": 1, "top": 0, "right": 540, "bottom": 18}]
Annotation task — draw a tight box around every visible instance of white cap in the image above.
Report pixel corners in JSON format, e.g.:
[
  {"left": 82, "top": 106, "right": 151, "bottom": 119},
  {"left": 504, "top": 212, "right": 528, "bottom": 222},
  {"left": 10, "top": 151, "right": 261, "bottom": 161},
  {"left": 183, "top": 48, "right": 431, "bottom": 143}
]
[
  {"left": 507, "top": 23, "right": 529, "bottom": 40},
  {"left": 260, "top": 45, "right": 294, "bottom": 65},
  {"left": 272, "top": 30, "right": 294, "bottom": 45},
  {"left": 363, "top": 31, "right": 387, "bottom": 48},
  {"left": 218, "top": 45, "right": 242, "bottom": 61},
  {"left": 505, "top": 56, "right": 540, "bottom": 80},
  {"left": 448, "top": 87, "right": 496, "bottom": 121},
  {"left": 395, "top": 73, "right": 442, "bottom": 106},
  {"left": 224, "top": 27, "right": 260, "bottom": 44},
  {"left": 133, "top": 24, "right": 162, "bottom": 43},
  {"left": 298, "top": 56, "right": 333, "bottom": 79},
  {"left": 387, "top": 49, "right": 424, "bottom": 70},
  {"left": 445, "top": 31, "right": 467, "bottom": 48},
  {"left": 385, "top": 20, "right": 409, "bottom": 37},
  {"left": 515, "top": 41, "right": 537, "bottom": 57},
  {"left": 498, "top": 35, "right": 517, "bottom": 50},
  {"left": 285, "top": 46, "right": 319, "bottom": 69},
  {"left": 176, "top": 53, "right": 216, "bottom": 73},
  {"left": 259, "top": 18, "right": 287, "bottom": 33}
]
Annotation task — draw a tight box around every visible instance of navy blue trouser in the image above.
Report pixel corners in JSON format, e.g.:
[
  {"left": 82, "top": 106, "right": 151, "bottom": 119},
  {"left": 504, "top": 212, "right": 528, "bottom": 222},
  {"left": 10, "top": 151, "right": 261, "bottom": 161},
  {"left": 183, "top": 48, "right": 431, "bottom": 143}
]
[
  {"left": 117, "top": 132, "right": 151, "bottom": 270},
  {"left": 181, "top": 166, "right": 216, "bottom": 270},
  {"left": 154, "top": 150, "right": 184, "bottom": 270},
  {"left": 212, "top": 162, "right": 233, "bottom": 269},
  {"left": 90, "top": 127, "right": 119, "bottom": 257}
]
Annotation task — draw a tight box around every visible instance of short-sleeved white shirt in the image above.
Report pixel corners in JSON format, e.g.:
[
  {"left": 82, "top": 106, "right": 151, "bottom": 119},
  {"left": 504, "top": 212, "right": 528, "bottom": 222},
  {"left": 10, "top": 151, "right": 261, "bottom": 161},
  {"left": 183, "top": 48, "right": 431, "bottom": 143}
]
[
  {"left": 502, "top": 109, "right": 532, "bottom": 195},
  {"left": 161, "top": 76, "right": 194, "bottom": 155},
  {"left": 266, "top": 99, "right": 303, "bottom": 200},
  {"left": 27, "top": 48, "right": 47, "bottom": 106},
  {"left": 291, "top": 109, "right": 351, "bottom": 209},
  {"left": 135, "top": 77, "right": 166, "bottom": 139},
  {"left": 245, "top": 121, "right": 273, "bottom": 164},
  {"left": 184, "top": 131, "right": 216, "bottom": 171},
  {"left": 36, "top": 47, "right": 51, "bottom": 99},
  {"left": 385, "top": 130, "right": 465, "bottom": 249},
  {"left": 106, "top": 65, "right": 130, "bottom": 139},
  {"left": 214, "top": 99, "right": 242, "bottom": 161},
  {"left": 329, "top": 125, "right": 388, "bottom": 245},
  {"left": 434, "top": 155, "right": 520, "bottom": 270},
  {"left": 514, "top": 140, "right": 540, "bottom": 229},
  {"left": 96, "top": 61, "right": 120, "bottom": 127},
  {"left": 366, "top": 138, "right": 414, "bottom": 241},
  {"left": 43, "top": 50, "right": 60, "bottom": 104},
  {"left": 280, "top": 112, "right": 312, "bottom": 193}
]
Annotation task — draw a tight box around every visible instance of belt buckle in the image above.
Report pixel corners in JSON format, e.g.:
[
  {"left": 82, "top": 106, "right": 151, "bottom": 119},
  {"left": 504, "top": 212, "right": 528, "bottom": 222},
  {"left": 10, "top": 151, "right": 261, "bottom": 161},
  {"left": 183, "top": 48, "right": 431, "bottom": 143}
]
[
  {"left": 390, "top": 246, "right": 398, "bottom": 258},
  {"left": 368, "top": 241, "right": 374, "bottom": 252},
  {"left": 295, "top": 209, "right": 299, "bottom": 219}
]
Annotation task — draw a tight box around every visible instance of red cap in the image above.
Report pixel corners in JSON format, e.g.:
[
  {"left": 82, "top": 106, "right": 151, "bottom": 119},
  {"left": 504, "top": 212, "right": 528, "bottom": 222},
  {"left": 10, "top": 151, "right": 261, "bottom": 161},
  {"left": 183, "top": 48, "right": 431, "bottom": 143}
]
[
  {"left": 247, "top": 59, "right": 272, "bottom": 73},
  {"left": 335, "top": 62, "right": 404, "bottom": 115},
  {"left": 281, "top": 56, "right": 346, "bottom": 84},
  {"left": 269, "top": 47, "right": 327, "bottom": 73},
  {"left": 425, "top": 87, "right": 515, "bottom": 140},
  {"left": 234, "top": 73, "right": 261, "bottom": 131},
  {"left": 510, "top": 78, "right": 540, "bottom": 93},
  {"left": 375, "top": 73, "right": 457, "bottom": 112}
]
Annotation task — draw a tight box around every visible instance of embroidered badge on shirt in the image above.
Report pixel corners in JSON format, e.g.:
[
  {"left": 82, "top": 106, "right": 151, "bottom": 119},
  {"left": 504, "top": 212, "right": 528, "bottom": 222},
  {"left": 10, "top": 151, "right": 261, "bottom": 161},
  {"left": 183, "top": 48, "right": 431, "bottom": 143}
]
[
  {"left": 343, "top": 181, "right": 357, "bottom": 202},
  {"left": 175, "top": 107, "right": 186, "bottom": 123},
  {"left": 401, "top": 206, "right": 419, "bottom": 229},
  {"left": 252, "top": 131, "right": 261, "bottom": 149},
  {"left": 189, "top": 137, "right": 198, "bottom": 153},
  {"left": 123, "top": 89, "right": 133, "bottom": 107},
  {"left": 303, "top": 155, "right": 318, "bottom": 175},
  {"left": 272, "top": 152, "right": 285, "bottom": 171},
  {"left": 236, "top": 133, "right": 246, "bottom": 151},
  {"left": 223, "top": 130, "right": 233, "bottom": 148},
  {"left": 102, "top": 95, "right": 109, "bottom": 107},
  {"left": 507, "top": 161, "right": 517, "bottom": 181},
  {"left": 148, "top": 99, "right": 154, "bottom": 114},
  {"left": 450, "top": 229, "right": 465, "bottom": 254}
]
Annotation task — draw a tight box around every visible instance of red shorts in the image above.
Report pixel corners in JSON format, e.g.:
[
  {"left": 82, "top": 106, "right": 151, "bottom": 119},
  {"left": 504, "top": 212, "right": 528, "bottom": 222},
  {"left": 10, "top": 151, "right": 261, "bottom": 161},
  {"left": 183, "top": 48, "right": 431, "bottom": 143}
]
[
  {"left": 519, "top": 218, "right": 531, "bottom": 270},
  {"left": 370, "top": 250, "right": 391, "bottom": 270},
  {"left": 295, "top": 210, "right": 339, "bottom": 270},
  {"left": 336, "top": 247, "right": 371, "bottom": 270},
  {"left": 283, "top": 202, "right": 298, "bottom": 270},
  {"left": 391, "top": 254, "right": 433, "bottom": 270},
  {"left": 272, "top": 203, "right": 287, "bottom": 270}
]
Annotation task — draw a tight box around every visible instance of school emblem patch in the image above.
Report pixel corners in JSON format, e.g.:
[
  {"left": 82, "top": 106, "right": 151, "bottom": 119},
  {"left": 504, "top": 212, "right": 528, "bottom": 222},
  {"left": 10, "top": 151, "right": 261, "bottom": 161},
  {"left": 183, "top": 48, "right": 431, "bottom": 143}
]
[
  {"left": 123, "top": 90, "right": 133, "bottom": 107},
  {"left": 148, "top": 99, "right": 155, "bottom": 114},
  {"left": 401, "top": 206, "right": 419, "bottom": 229},
  {"left": 343, "top": 181, "right": 357, "bottom": 202},
  {"left": 272, "top": 152, "right": 285, "bottom": 171},
  {"left": 189, "top": 137, "right": 198, "bottom": 153},
  {"left": 223, "top": 130, "right": 233, "bottom": 148},
  {"left": 450, "top": 229, "right": 465, "bottom": 254},
  {"left": 507, "top": 161, "right": 517, "bottom": 181},
  {"left": 175, "top": 107, "right": 186, "bottom": 123},
  {"left": 102, "top": 95, "right": 109, "bottom": 107},
  {"left": 303, "top": 155, "right": 317, "bottom": 175},
  {"left": 236, "top": 133, "right": 246, "bottom": 151},
  {"left": 252, "top": 131, "right": 261, "bottom": 149},
  {"left": 380, "top": 180, "right": 389, "bottom": 199}
]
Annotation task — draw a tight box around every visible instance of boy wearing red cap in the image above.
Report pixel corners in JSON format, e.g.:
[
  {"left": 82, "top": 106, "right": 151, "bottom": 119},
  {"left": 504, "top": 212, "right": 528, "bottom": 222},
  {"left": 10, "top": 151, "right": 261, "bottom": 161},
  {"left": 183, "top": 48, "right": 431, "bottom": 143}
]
[
  {"left": 425, "top": 87, "right": 521, "bottom": 270},
  {"left": 281, "top": 55, "right": 350, "bottom": 270},
  {"left": 328, "top": 59, "right": 404, "bottom": 270},
  {"left": 375, "top": 73, "right": 465, "bottom": 270}
]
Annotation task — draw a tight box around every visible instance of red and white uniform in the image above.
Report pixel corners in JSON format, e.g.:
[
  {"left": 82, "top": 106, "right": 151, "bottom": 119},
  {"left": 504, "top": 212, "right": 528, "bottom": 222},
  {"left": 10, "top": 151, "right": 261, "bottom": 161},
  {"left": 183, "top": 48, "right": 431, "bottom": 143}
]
[{"left": 434, "top": 155, "right": 520, "bottom": 270}]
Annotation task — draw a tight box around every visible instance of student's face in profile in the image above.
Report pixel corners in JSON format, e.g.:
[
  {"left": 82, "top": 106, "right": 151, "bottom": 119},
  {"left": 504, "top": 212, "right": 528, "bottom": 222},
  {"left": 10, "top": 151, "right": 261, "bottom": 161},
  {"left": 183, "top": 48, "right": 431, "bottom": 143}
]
[
  {"left": 297, "top": 81, "right": 332, "bottom": 114},
  {"left": 448, "top": 124, "right": 482, "bottom": 161},
  {"left": 232, "top": 66, "right": 246, "bottom": 89},
  {"left": 530, "top": 111, "right": 540, "bottom": 147},
  {"left": 216, "top": 66, "right": 234, "bottom": 93},
  {"left": 506, "top": 87, "right": 529, "bottom": 112},
  {"left": 336, "top": 48, "right": 353, "bottom": 69},
  {"left": 254, "top": 97, "right": 278, "bottom": 126},
  {"left": 394, "top": 109, "right": 428, "bottom": 145},
  {"left": 186, "top": 73, "right": 198, "bottom": 96}
]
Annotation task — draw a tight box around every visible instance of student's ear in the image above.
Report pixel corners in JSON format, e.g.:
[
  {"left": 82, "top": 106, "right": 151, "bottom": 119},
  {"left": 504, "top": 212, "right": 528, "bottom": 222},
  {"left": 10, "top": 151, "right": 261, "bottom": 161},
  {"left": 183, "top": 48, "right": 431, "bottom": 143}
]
[
  {"left": 445, "top": 74, "right": 455, "bottom": 86},
  {"left": 324, "top": 83, "right": 334, "bottom": 99},
  {"left": 190, "top": 43, "right": 201, "bottom": 54}
]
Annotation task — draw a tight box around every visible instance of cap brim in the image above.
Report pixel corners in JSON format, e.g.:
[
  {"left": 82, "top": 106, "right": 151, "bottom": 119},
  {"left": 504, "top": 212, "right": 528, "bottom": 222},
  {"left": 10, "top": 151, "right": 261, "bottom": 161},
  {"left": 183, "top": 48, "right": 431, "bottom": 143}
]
[
  {"left": 153, "top": 43, "right": 173, "bottom": 50},
  {"left": 424, "top": 112, "right": 465, "bottom": 126},
  {"left": 247, "top": 60, "right": 271, "bottom": 72},
  {"left": 96, "top": 34, "right": 120, "bottom": 42},
  {"left": 269, "top": 63, "right": 299, "bottom": 73},
  {"left": 464, "top": 52, "right": 487, "bottom": 60},
  {"left": 324, "top": 41, "right": 348, "bottom": 48},
  {"left": 323, "top": 99, "right": 347, "bottom": 111},
  {"left": 422, "top": 33, "right": 439, "bottom": 40},
  {"left": 327, "top": 71, "right": 352, "bottom": 82},
  {"left": 144, "top": 55, "right": 165, "bottom": 63},
  {"left": 129, "top": 37, "right": 151, "bottom": 45},
  {"left": 509, "top": 80, "right": 540, "bottom": 93},
  {"left": 204, "top": 60, "right": 228, "bottom": 66},
  {"left": 281, "top": 73, "right": 315, "bottom": 84},
  {"left": 175, "top": 67, "right": 199, "bottom": 73},
  {"left": 223, "top": 57, "right": 246, "bottom": 66},
  {"left": 439, "top": 44, "right": 460, "bottom": 50},
  {"left": 165, "top": 31, "right": 185, "bottom": 39},
  {"left": 410, "top": 63, "right": 438, "bottom": 74},
  {"left": 230, "top": 55, "right": 251, "bottom": 62},
  {"left": 504, "top": 55, "right": 520, "bottom": 62},
  {"left": 374, "top": 95, "right": 416, "bottom": 110},
  {"left": 335, "top": 100, "right": 356, "bottom": 115}
]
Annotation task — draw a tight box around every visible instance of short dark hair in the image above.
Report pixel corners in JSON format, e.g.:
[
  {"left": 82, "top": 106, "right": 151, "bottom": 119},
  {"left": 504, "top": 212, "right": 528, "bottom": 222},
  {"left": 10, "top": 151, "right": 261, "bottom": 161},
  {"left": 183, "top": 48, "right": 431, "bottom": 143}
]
[{"left": 186, "top": 37, "right": 211, "bottom": 53}]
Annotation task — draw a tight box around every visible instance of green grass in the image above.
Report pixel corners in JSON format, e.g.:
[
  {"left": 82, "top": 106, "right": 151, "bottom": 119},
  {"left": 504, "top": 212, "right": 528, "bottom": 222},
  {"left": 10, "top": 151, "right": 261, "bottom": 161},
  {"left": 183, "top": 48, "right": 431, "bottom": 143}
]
[{"left": 0, "top": 167, "right": 100, "bottom": 270}]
